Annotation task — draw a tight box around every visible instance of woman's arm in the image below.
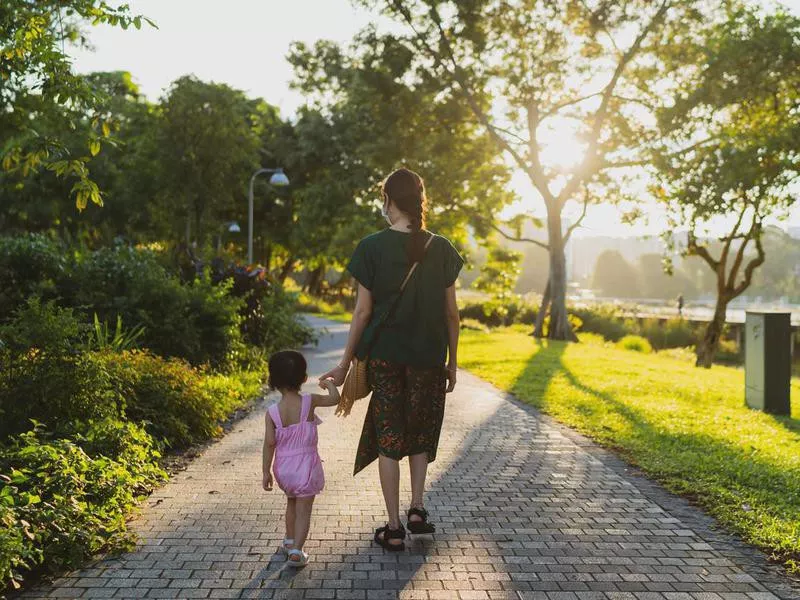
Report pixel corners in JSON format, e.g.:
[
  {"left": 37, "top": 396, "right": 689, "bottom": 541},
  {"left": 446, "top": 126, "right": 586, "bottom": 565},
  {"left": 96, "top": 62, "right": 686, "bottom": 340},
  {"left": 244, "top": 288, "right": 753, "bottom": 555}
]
[
  {"left": 262, "top": 414, "right": 276, "bottom": 490},
  {"left": 319, "top": 283, "right": 373, "bottom": 385},
  {"left": 445, "top": 283, "right": 460, "bottom": 393}
]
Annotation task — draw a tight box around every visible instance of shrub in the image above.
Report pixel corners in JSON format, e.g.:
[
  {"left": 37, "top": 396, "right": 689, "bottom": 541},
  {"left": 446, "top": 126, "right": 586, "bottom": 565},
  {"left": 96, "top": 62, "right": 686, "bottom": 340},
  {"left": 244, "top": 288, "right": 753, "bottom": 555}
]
[
  {"left": 459, "top": 298, "right": 526, "bottom": 327},
  {"left": 460, "top": 318, "right": 490, "bottom": 333},
  {"left": 572, "top": 305, "right": 629, "bottom": 341},
  {"left": 0, "top": 423, "right": 165, "bottom": 591},
  {"left": 102, "top": 350, "right": 264, "bottom": 449},
  {"left": 714, "top": 338, "right": 741, "bottom": 364},
  {"left": 617, "top": 335, "right": 653, "bottom": 353},
  {"left": 0, "top": 300, "right": 122, "bottom": 439},
  {"left": 0, "top": 235, "right": 66, "bottom": 322},
  {"left": 578, "top": 332, "right": 608, "bottom": 346},
  {"left": 295, "top": 291, "right": 346, "bottom": 316},
  {"left": 218, "top": 265, "right": 315, "bottom": 355},
  {"left": 637, "top": 318, "right": 698, "bottom": 351},
  {"left": 98, "top": 350, "right": 238, "bottom": 449},
  {"left": 68, "top": 246, "right": 244, "bottom": 368}
]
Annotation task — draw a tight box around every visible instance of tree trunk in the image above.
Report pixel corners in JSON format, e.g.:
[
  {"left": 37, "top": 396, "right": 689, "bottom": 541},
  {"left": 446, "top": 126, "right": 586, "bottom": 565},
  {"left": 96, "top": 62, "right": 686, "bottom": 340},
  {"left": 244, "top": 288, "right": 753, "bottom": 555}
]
[
  {"left": 279, "top": 256, "right": 297, "bottom": 283},
  {"left": 546, "top": 210, "right": 577, "bottom": 341},
  {"left": 532, "top": 277, "right": 552, "bottom": 338},
  {"left": 695, "top": 296, "right": 728, "bottom": 368},
  {"left": 304, "top": 265, "right": 324, "bottom": 294}
]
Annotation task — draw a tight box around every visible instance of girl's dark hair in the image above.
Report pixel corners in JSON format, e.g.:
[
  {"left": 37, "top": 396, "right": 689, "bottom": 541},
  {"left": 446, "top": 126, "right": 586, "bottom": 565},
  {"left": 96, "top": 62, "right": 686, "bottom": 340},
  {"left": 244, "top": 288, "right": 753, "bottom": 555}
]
[
  {"left": 383, "top": 168, "right": 429, "bottom": 263},
  {"left": 268, "top": 350, "right": 307, "bottom": 391}
]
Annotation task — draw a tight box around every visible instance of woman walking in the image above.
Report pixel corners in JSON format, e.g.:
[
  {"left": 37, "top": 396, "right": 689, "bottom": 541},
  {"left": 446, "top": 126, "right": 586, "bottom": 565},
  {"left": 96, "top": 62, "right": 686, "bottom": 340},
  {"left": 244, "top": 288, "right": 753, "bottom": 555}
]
[{"left": 319, "top": 168, "right": 463, "bottom": 551}]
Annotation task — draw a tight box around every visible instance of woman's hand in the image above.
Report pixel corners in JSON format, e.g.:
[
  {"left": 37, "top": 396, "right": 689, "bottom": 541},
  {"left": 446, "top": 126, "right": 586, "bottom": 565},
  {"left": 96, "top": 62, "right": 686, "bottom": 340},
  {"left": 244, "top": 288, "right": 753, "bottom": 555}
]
[
  {"left": 319, "top": 363, "right": 348, "bottom": 386},
  {"left": 446, "top": 366, "right": 457, "bottom": 393},
  {"left": 262, "top": 471, "right": 273, "bottom": 491}
]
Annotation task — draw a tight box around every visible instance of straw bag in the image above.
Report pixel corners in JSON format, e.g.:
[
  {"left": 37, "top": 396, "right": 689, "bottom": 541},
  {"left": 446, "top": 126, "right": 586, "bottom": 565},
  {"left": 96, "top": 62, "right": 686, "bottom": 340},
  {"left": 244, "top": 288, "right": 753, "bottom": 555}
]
[{"left": 336, "top": 233, "right": 434, "bottom": 417}]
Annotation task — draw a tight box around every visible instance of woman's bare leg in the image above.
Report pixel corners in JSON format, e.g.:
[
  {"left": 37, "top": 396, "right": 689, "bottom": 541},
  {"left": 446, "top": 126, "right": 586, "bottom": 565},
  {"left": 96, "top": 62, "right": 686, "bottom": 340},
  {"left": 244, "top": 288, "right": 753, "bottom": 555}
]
[
  {"left": 408, "top": 452, "right": 428, "bottom": 523},
  {"left": 378, "top": 454, "right": 403, "bottom": 545}
]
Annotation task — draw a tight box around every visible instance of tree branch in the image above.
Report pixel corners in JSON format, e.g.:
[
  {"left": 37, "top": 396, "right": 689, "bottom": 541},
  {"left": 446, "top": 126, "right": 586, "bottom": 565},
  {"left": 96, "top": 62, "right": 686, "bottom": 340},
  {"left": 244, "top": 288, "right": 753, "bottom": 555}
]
[
  {"left": 540, "top": 91, "right": 603, "bottom": 120},
  {"left": 491, "top": 222, "right": 550, "bottom": 250},
  {"left": 732, "top": 233, "right": 765, "bottom": 297},
  {"left": 687, "top": 229, "right": 720, "bottom": 271},
  {"left": 728, "top": 206, "right": 762, "bottom": 290},
  {"left": 526, "top": 100, "right": 555, "bottom": 204},
  {"left": 577, "top": 0, "right": 622, "bottom": 55},
  {"left": 564, "top": 188, "right": 590, "bottom": 244},
  {"left": 390, "top": 1, "right": 530, "bottom": 173},
  {"left": 558, "top": 0, "right": 672, "bottom": 206},
  {"left": 718, "top": 208, "right": 746, "bottom": 279}
]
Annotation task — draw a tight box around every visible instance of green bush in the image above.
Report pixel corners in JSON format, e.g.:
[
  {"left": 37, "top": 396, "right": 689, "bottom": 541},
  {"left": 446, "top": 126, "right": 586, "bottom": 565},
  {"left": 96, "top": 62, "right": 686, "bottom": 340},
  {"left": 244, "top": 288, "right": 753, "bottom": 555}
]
[
  {"left": 638, "top": 318, "right": 698, "bottom": 350},
  {"left": 571, "top": 305, "right": 629, "bottom": 341},
  {"left": 98, "top": 350, "right": 229, "bottom": 449},
  {"left": 460, "top": 318, "right": 490, "bottom": 333},
  {"left": 295, "top": 291, "right": 346, "bottom": 316},
  {"left": 0, "top": 300, "right": 122, "bottom": 439},
  {"left": 68, "top": 246, "right": 244, "bottom": 368},
  {"left": 459, "top": 297, "right": 534, "bottom": 327},
  {"left": 714, "top": 338, "right": 741, "bottom": 364},
  {"left": 0, "top": 423, "right": 165, "bottom": 591},
  {"left": 617, "top": 335, "right": 653, "bottom": 353},
  {"left": 0, "top": 235, "right": 67, "bottom": 322}
]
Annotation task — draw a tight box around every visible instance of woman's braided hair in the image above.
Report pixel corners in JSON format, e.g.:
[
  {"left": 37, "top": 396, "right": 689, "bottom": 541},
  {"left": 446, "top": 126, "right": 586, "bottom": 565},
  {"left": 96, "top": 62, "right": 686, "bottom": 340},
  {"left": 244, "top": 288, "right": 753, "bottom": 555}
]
[{"left": 382, "top": 168, "right": 429, "bottom": 263}]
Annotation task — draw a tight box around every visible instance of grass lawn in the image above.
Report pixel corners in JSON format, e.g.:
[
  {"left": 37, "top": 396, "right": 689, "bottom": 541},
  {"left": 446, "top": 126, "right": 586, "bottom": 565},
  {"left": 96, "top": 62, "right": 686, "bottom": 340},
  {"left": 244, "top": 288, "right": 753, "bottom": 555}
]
[{"left": 460, "top": 326, "right": 800, "bottom": 572}]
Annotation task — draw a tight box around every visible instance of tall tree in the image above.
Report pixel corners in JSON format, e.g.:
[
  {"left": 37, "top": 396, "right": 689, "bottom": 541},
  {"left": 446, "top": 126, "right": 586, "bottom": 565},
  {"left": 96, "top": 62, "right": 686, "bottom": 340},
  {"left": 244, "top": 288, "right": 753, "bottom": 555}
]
[
  {"left": 655, "top": 7, "right": 800, "bottom": 367},
  {"left": 288, "top": 30, "right": 514, "bottom": 269},
  {"left": 0, "top": 1, "right": 152, "bottom": 209},
  {"left": 638, "top": 253, "right": 696, "bottom": 300},
  {"left": 155, "top": 77, "right": 261, "bottom": 247},
  {"left": 592, "top": 250, "right": 640, "bottom": 298},
  {"left": 356, "top": 0, "right": 737, "bottom": 340}
]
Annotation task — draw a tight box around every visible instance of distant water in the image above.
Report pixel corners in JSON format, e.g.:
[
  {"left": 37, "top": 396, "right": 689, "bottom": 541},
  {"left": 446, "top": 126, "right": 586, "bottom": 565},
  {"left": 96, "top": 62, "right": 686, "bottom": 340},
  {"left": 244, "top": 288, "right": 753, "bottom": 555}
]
[{"left": 571, "top": 300, "right": 800, "bottom": 325}]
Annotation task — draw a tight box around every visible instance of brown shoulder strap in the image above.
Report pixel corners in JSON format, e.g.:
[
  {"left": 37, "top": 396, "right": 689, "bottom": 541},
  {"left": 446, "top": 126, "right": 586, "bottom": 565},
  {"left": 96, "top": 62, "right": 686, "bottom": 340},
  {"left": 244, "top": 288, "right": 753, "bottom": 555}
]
[{"left": 399, "top": 233, "right": 434, "bottom": 291}]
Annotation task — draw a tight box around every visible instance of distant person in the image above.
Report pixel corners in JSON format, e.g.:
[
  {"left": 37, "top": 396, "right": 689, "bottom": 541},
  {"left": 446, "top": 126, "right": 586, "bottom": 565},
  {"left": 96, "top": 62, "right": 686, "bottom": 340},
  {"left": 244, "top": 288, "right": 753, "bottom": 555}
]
[
  {"left": 262, "top": 350, "right": 341, "bottom": 567},
  {"left": 677, "top": 294, "right": 685, "bottom": 318},
  {"left": 319, "top": 167, "right": 464, "bottom": 551}
]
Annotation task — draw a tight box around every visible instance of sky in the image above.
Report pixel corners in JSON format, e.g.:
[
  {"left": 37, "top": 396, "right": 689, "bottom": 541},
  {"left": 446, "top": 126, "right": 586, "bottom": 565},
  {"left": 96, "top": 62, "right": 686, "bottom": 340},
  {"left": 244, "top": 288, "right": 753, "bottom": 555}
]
[{"left": 70, "top": 0, "right": 800, "bottom": 239}]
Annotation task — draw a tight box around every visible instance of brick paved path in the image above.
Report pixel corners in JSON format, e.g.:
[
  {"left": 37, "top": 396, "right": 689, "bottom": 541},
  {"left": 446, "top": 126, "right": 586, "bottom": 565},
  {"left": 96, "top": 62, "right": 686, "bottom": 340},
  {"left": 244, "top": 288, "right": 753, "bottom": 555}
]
[{"left": 16, "top": 317, "right": 800, "bottom": 600}]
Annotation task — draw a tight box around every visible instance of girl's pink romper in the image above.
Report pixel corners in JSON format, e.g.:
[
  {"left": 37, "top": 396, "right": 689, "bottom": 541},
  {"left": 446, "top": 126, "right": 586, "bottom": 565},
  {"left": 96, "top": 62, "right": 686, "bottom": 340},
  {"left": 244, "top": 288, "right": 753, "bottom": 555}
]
[{"left": 269, "top": 393, "right": 325, "bottom": 498}]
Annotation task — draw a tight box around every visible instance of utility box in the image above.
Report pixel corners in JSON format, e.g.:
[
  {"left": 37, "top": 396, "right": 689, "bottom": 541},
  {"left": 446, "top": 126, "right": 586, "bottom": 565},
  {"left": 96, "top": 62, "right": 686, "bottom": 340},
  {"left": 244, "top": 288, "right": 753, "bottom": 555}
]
[{"left": 745, "top": 311, "right": 791, "bottom": 415}]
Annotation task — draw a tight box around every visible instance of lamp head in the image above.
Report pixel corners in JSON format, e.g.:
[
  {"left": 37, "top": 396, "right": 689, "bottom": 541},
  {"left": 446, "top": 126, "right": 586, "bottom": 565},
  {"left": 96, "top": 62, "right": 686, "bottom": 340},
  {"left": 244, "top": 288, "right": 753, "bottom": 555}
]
[
  {"left": 228, "top": 222, "right": 241, "bottom": 233},
  {"left": 270, "top": 169, "right": 290, "bottom": 186}
]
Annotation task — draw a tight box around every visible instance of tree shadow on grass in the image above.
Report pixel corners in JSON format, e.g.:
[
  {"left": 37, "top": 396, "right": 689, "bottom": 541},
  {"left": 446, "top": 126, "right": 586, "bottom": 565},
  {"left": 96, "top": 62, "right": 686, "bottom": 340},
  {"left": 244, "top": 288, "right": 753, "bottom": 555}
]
[{"left": 511, "top": 341, "right": 800, "bottom": 576}]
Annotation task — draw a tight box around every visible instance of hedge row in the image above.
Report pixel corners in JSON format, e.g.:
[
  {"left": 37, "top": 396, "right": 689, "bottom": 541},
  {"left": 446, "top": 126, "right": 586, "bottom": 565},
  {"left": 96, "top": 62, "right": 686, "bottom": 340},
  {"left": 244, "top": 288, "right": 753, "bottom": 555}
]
[{"left": 0, "top": 234, "right": 311, "bottom": 593}]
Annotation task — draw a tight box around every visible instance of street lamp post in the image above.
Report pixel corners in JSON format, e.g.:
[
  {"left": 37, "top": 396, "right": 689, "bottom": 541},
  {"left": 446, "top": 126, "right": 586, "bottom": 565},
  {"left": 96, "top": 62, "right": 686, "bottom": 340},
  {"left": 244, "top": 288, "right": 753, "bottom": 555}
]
[{"left": 248, "top": 168, "right": 290, "bottom": 264}]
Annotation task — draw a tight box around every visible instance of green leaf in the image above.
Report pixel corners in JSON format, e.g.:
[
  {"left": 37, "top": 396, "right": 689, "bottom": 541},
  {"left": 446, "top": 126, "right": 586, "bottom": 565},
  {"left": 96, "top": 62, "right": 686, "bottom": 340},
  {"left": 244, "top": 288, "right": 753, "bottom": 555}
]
[{"left": 89, "top": 140, "right": 101, "bottom": 156}]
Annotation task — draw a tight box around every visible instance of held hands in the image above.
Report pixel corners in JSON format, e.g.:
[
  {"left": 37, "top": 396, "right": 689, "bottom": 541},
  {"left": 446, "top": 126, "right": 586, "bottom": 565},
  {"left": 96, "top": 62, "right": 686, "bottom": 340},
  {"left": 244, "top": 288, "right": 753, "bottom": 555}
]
[
  {"left": 319, "top": 378, "right": 338, "bottom": 394},
  {"left": 262, "top": 471, "right": 273, "bottom": 491},
  {"left": 318, "top": 362, "right": 348, "bottom": 386}
]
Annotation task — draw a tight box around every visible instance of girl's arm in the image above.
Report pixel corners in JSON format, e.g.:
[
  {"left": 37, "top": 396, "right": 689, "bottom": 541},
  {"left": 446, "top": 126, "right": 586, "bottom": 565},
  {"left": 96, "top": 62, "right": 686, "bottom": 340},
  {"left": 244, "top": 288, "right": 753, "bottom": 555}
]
[
  {"left": 445, "top": 284, "right": 460, "bottom": 393},
  {"left": 262, "top": 414, "right": 276, "bottom": 490},
  {"left": 318, "top": 284, "right": 373, "bottom": 385},
  {"left": 312, "top": 379, "right": 342, "bottom": 408}
]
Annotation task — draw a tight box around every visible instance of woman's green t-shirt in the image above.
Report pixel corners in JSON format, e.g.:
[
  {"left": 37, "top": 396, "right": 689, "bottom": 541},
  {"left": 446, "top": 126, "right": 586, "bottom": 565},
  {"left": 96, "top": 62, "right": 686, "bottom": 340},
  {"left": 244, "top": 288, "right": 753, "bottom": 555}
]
[{"left": 346, "top": 228, "right": 464, "bottom": 368}]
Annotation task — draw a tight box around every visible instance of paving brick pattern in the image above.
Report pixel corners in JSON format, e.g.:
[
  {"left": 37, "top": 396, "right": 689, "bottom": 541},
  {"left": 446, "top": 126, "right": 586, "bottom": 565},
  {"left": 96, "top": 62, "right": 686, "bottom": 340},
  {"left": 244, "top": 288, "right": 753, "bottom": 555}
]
[{"left": 15, "top": 317, "right": 800, "bottom": 600}]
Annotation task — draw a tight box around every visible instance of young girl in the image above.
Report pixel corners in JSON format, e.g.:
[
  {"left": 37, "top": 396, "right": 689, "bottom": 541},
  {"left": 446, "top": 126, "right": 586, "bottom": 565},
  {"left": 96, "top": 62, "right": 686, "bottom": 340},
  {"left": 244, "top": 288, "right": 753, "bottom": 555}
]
[{"left": 262, "top": 350, "right": 340, "bottom": 567}]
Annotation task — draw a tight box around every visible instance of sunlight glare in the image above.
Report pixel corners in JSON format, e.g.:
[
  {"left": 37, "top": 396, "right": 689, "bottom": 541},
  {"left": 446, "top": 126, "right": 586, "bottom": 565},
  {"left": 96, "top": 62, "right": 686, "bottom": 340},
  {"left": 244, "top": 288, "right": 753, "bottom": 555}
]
[{"left": 539, "top": 127, "right": 587, "bottom": 171}]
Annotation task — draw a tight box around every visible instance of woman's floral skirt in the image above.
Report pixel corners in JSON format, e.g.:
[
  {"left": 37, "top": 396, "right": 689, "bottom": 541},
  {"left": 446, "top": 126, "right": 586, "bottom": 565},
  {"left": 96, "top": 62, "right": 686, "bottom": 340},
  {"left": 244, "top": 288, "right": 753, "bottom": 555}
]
[{"left": 353, "top": 358, "right": 447, "bottom": 475}]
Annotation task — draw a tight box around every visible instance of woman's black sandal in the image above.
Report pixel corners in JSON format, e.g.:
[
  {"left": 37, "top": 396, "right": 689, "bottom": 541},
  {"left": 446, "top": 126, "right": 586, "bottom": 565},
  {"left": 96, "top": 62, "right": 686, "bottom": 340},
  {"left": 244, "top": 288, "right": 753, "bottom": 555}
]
[
  {"left": 374, "top": 523, "right": 406, "bottom": 551},
  {"left": 407, "top": 507, "right": 436, "bottom": 535}
]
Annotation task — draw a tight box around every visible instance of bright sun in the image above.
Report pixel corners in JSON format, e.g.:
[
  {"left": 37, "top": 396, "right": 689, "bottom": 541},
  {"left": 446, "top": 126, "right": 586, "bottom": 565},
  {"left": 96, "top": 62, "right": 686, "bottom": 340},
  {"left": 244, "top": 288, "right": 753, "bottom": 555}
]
[{"left": 539, "top": 127, "right": 587, "bottom": 171}]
